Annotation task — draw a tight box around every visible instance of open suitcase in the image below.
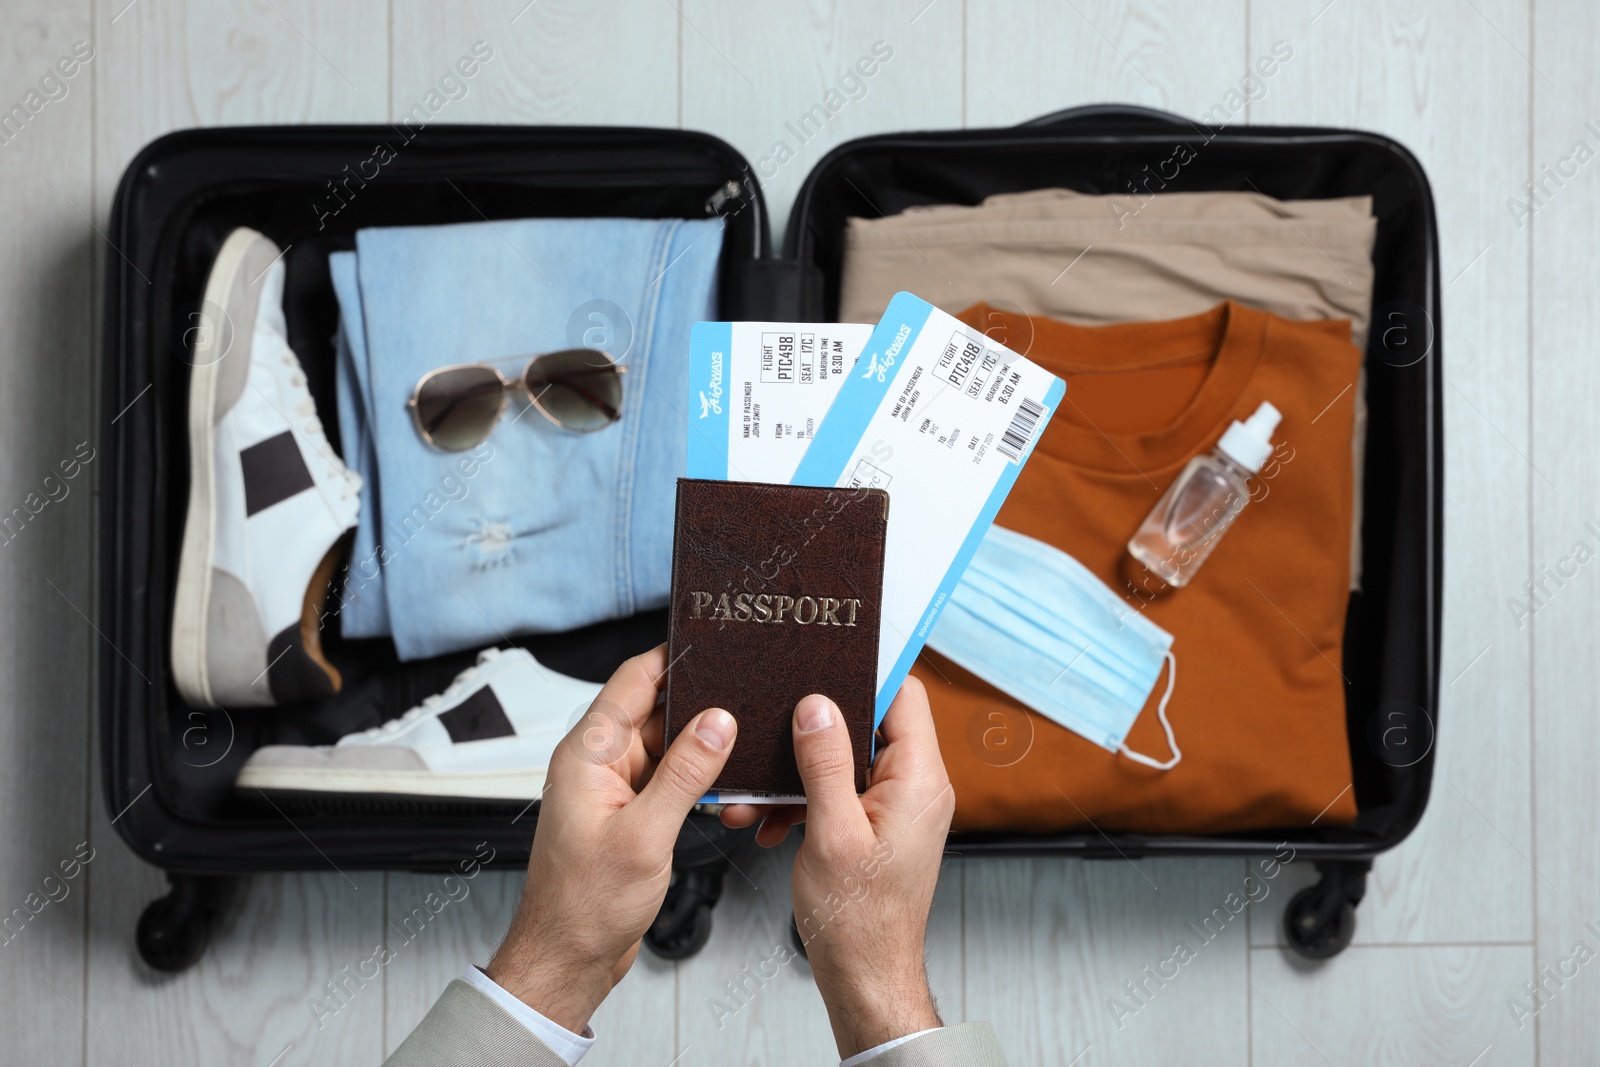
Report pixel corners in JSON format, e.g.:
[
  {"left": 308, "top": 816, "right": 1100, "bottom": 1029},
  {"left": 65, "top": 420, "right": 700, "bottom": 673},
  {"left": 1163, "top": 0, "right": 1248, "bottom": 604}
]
[{"left": 99, "top": 104, "right": 1441, "bottom": 970}]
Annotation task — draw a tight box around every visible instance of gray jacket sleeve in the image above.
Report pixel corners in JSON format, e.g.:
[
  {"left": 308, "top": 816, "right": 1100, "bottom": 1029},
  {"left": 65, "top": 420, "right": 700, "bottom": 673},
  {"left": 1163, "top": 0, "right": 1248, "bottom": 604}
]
[
  {"left": 867, "top": 1023, "right": 1009, "bottom": 1067},
  {"left": 384, "top": 979, "right": 1007, "bottom": 1067},
  {"left": 383, "top": 978, "right": 568, "bottom": 1067}
]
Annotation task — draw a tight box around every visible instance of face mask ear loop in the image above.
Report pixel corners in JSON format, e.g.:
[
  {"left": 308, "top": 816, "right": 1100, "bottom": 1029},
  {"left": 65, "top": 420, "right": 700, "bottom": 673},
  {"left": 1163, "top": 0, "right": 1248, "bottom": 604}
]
[{"left": 1119, "top": 652, "right": 1181, "bottom": 771}]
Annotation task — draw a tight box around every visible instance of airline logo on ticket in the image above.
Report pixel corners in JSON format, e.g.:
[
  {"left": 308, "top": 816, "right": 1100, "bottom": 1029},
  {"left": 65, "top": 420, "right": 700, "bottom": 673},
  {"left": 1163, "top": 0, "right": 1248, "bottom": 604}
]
[
  {"left": 688, "top": 321, "right": 876, "bottom": 483},
  {"left": 790, "top": 292, "right": 1066, "bottom": 723}
]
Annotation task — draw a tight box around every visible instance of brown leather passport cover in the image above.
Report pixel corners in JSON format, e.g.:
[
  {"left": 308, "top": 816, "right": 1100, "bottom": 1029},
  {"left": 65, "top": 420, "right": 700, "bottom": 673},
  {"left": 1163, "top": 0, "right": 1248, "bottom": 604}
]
[{"left": 663, "top": 478, "right": 888, "bottom": 797}]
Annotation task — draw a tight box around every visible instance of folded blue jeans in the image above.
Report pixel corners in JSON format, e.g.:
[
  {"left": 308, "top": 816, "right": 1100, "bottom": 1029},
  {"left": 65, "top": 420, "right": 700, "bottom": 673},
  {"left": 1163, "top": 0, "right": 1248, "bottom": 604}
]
[{"left": 330, "top": 216, "right": 723, "bottom": 660}]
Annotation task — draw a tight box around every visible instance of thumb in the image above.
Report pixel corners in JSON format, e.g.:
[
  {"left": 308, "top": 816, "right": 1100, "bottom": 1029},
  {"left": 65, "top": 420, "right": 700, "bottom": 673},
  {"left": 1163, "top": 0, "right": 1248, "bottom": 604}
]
[
  {"left": 631, "top": 708, "right": 737, "bottom": 845},
  {"left": 792, "top": 695, "right": 870, "bottom": 835}
]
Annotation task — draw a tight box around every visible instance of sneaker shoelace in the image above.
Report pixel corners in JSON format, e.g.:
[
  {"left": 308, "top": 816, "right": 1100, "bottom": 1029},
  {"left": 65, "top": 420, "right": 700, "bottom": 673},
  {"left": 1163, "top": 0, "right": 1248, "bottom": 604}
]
[
  {"left": 279, "top": 350, "right": 362, "bottom": 504},
  {"left": 360, "top": 649, "right": 503, "bottom": 740}
]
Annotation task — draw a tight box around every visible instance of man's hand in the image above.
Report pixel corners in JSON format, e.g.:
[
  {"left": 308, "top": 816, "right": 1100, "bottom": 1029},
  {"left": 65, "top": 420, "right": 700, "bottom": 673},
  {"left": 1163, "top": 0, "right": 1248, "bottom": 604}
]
[
  {"left": 720, "top": 677, "right": 954, "bottom": 1059},
  {"left": 487, "top": 645, "right": 736, "bottom": 1035}
]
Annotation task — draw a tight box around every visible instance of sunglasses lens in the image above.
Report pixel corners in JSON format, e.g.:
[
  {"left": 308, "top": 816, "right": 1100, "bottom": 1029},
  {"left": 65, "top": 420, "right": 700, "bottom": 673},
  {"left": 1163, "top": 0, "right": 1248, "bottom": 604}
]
[
  {"left": 415, "top": 366, "right": 504, "bottom": 450},
  {"left": 525, "top": 348, "right": 623, "bottom": 431}
]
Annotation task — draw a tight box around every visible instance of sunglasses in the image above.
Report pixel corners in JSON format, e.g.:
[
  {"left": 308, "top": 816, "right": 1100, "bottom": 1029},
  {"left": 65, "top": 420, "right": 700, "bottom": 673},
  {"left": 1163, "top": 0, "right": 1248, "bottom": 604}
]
[{"left": 409, "top": 348, "right": 626, "bottom": 451}]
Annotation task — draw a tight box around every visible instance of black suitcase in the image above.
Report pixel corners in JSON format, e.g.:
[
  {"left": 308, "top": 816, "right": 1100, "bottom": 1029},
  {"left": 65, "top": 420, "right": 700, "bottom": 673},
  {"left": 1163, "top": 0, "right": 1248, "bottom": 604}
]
[{"left": 99, "top": 104, "right": 1440, "bottom": 970}]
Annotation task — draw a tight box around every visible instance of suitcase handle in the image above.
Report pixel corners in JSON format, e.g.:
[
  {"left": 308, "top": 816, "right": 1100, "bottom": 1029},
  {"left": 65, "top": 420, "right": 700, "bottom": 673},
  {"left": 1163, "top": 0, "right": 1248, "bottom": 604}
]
[{"left": 1017, "top": 103, "right": 1193, "bottom": 129}]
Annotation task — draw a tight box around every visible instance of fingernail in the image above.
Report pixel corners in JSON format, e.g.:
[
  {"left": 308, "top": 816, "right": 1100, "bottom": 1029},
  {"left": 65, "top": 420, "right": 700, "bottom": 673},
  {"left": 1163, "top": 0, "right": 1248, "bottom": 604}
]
[
  {"left": 796, "top": 695, "right": 836, "bottom": 734},
  {"left": 696, "top": 708, "right": 736, "bottom": 750}
]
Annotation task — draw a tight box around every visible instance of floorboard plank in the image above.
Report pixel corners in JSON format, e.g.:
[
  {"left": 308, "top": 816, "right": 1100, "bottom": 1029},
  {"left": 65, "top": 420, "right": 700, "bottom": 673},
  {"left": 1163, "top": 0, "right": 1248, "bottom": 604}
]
[
  {"left": 0, "top": 3, "right": 96, "bottom": 1064},
  {"left": 1250, "top": 944, "right": 1535, "bottom": 1066},
  {"left": 391, "top": 0, "right": 678, "bottom": 128},
  {"left": 1529, "top": 0, "right": 1600, "bottom": 1062},
  {"left": 964, "top": 857, "right": 1251, "bottom": 1066}
]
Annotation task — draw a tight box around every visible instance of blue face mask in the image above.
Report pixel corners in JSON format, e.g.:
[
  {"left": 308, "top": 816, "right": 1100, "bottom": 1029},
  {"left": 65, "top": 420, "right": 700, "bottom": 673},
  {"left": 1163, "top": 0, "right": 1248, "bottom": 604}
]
[{"left": 928, "top": 525, "right": 1181, "bottom": 770}]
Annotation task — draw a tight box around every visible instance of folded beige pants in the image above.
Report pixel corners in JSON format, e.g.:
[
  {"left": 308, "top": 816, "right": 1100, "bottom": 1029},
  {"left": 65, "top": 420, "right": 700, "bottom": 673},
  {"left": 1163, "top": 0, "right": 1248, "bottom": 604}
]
[{"left": 838, "top": 188, "right": 1376, "bottom": 586}]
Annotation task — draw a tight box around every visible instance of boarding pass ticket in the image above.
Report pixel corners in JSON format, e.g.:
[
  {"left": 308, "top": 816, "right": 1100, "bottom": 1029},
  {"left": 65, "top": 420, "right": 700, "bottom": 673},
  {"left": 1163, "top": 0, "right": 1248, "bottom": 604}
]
[
  {"left": 687, "top": 321, "right": 876, "bottom": 482},
  {"left": 791, "top": 293, "right": 1065, "bottom": 723}
]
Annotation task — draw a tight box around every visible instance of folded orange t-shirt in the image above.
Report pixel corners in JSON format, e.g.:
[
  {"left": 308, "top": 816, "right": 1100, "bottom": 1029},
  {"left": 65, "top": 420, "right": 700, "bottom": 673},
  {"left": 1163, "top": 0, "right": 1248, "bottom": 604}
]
[{"left": 914, "top": 301, "right": 1360, "bottom": 834}]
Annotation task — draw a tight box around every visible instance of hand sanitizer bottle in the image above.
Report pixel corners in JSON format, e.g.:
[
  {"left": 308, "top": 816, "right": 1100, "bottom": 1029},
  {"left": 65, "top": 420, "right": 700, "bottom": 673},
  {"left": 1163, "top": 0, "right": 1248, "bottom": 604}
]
[{"left": 1127, "top": 401, "right": 1282, "bottom": 588}]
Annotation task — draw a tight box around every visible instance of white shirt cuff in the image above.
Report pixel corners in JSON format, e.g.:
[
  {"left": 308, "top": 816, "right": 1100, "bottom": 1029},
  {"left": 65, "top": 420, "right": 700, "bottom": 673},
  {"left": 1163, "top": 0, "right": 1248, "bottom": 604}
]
[
  {"left": 842, "top": 1027, "right": 942, "bottom": 1066},
  {"left": 461, "top": 966, "right": 596, "bottom": 1066}
]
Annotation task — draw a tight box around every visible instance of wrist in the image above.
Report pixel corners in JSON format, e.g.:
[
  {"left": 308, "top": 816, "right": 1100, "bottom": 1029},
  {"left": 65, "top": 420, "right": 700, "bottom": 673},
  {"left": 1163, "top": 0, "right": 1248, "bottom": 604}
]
[
  {"left": 485, "top": 943, "right": 610, "bottom": 1036},
  {"left": 813, "top": 959, "right": 941, "bottom": 1059}
]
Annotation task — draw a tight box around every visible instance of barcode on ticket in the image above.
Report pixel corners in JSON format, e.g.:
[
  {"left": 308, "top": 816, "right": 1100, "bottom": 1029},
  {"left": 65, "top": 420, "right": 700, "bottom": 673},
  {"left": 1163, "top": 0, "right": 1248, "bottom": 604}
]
[{"left": 996, "top": 396, "right": 1045, "bottom": 462}]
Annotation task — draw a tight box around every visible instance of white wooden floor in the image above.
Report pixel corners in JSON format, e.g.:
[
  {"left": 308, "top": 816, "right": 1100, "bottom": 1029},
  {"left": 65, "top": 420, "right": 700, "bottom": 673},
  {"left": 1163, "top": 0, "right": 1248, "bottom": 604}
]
[{"left": 1, "top": 0, "right": 1592, "bottom": 1063}]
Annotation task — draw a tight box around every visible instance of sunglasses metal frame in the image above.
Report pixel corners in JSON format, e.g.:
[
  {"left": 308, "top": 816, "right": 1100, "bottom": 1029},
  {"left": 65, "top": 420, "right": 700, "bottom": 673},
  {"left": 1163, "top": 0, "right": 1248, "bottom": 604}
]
[{"left": 407, "top": 348, "right": 627, "bottom": 450}]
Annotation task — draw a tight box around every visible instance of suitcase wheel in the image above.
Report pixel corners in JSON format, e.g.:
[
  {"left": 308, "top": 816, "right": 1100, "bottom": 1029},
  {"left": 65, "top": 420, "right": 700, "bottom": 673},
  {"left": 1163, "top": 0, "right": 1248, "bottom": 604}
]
[
  {"left": 645, "top": 867, "right": 720, "bottom": 960},
  {"left": 136, "top": 874, "right": 236, "bottom": 973},
  {"left": 1282, "top": 860, "right": 1369, "bottom": 960}
]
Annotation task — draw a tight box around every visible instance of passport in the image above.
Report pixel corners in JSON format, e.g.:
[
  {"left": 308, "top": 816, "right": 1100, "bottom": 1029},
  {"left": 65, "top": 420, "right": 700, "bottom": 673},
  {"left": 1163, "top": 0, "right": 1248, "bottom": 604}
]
[{"left": 663, "top": 478, "right": 888, "bottom": 800}]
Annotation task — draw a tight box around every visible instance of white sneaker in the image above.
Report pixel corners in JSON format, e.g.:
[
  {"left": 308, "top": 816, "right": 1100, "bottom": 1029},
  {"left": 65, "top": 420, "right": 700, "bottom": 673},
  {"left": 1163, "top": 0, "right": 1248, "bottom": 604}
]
[
  {"left": 235, "top": 648, "right": 603, "bottom": 800},
  {"left": 171, "top": 228, "right": 362, "bottom": 708}
]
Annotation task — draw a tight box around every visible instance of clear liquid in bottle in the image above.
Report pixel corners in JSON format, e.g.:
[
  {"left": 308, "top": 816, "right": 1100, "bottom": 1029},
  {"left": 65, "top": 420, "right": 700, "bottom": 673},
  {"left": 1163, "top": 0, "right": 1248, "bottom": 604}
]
[{"left": 1126, "top": 401, "right": 1281, "bottom": 588}]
